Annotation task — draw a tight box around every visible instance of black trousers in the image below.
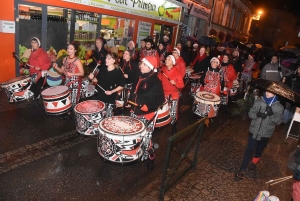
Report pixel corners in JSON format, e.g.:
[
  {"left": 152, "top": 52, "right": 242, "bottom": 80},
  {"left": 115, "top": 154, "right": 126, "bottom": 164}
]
[{"left": 30, "top": 77, "right": 45, "bottom": 99}]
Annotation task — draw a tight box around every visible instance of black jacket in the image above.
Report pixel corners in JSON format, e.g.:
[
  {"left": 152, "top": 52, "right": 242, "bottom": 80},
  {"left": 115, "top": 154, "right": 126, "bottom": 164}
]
[
  {"left": 129, "top": 71, "right": 165, "bottom": 115},
  {"left": 193, "top": 56, "right": 210, "bottom": 74},
  {"left": 119, "top": 59, "right": 139, "bottom": 84},
  {"left": 89, "top": 47, "right": 108, "bottom": 68},
  {"left": 181, "top": 45, "right": 193, "bottom": 66}
]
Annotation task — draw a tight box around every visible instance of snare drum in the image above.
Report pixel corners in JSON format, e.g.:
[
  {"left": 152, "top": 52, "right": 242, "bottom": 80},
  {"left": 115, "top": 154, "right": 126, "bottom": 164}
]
[
  {"left": 189, "top": 75, "right": 201, "bottom": 95},
  {"left": 0, "top": 76, "right": 33, "bottom": 102},
  {"left": 98, "top": 116, "right": 147, "bottom": 163},
  {"left": 155, "top": 99, "right": 172, "bottom": 128},
  {"left": 185, "top": 68, "right": 194, "bottom": 79},
  {"left": 41, "top": 86, "right": 72, "bottom": 115},
  {"left": 193, "top": 91, "right": 220, "bottom": 118},
  {"left": 81, "top": 78, "right": 97, "bottom": 98},
  {"left": 74, "top": 100, "right": 105, "bottom": 135}
]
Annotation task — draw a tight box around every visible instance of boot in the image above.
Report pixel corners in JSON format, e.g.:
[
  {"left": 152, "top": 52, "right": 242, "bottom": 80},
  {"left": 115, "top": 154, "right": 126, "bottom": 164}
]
[
  {"left": 235, "top": 171, "right": 245, "bottom": 179},
  {"left": 248, "top": 162, "right": 256, "bottom": 172},
  {"left": 28, "top": 98, "right": 40, "bottom": 107},
  {"left": 147, "top": 155, "right": 155, "bottom": 170}
]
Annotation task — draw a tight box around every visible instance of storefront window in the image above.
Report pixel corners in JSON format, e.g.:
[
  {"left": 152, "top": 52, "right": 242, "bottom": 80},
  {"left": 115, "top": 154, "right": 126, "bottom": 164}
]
[{"left": 101, "top": 15, "right": 135, "bottom": 49}]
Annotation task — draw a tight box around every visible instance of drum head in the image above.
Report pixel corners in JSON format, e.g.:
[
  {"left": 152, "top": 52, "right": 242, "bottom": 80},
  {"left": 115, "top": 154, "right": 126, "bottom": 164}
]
[
  {"left": 75, "top": 100, "right": 105, "bottom": 114},
  {"left": 1, "top": 76, "right": 30, "bottom": 85},
  {"left": 189, "top": 75, "right": 201, "bottom": 79},
  {"left": 41, "top": 86, "right": 68, "bottom": 96},
  {"left": 195, "top": 91, "right": 220, "bottom": 103},
  {"left": 99, "top": 116, "right": 145, "bottom": 135}
]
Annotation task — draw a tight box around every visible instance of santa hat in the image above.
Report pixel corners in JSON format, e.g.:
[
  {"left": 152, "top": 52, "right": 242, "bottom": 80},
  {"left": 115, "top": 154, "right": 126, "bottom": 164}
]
[
  {"left": 173, "top": 48, "right": 180, "bottom": 56},
  {"left": 193, "top": 43, "right": 199, "bottom": 47},
  {"left": 167, "top": 55, "right": 176, "bottom": 65},
  {"left": 142, "top": 56, "right": 158, "bottom": 72},
  {"left": 248, "top": 54, "right": 254, "bottom": 59},
  {"left": 210, "top": 57, "right": 220, "bottom": 66},
  {"left": 163, "top": 35, "right": 169, "bottom": 40},
  {"left": 31, "top": 37, "right": 41, "bottom": 47},
  {"left": 128, "top": 41, "right": 135, "bottom": 48}
]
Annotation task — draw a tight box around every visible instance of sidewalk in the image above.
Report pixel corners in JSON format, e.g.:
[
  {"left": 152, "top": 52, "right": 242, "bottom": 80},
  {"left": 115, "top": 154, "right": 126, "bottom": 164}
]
[{"left": 131, "top": 117, "right": 297, "bottom": 201}]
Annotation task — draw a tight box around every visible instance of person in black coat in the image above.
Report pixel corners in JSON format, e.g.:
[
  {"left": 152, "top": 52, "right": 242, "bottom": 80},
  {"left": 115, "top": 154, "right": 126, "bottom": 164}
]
[
  {"left": 181, "top": 40, "right": 194, "bottom": 67},
  {"left": 88, "top": 38, "right": 108, "bottom": 69}
]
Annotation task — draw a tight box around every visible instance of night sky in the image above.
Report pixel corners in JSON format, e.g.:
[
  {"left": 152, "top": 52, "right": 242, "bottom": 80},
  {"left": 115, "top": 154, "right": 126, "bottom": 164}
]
[{"left": 249, "top": 0, "right": 300, "bottom": 18}]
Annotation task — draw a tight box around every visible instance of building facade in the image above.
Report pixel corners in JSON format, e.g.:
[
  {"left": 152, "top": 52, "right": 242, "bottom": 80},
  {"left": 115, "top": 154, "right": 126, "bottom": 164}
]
[
  {"left": 209, "top": 0, "right": 255, "bottom": 43},
  {"left": 250, "top": 9, "right": 300, "bottom": 49}
]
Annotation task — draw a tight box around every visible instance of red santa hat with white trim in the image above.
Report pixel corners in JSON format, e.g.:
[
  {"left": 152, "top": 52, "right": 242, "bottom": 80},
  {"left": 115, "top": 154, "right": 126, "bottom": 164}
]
[{"left": 142, "top": 56, "right": 158, "bottom": 72}]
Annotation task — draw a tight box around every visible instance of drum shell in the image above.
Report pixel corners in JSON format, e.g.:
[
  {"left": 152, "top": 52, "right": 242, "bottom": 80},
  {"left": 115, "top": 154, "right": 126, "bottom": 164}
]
[
  {"left": 97, "top": 116, "right": 146, "bottom": 163},
  {"left": 194, "top": 91, "right": 221, "bottom": 105},
  {"left": 81, "top": 78, "right": 97, "bottom": 98},
  {"left": 41, "top": 86, "right": 72, "bottom": 115},
  {"left": 155, "top": 100, "right": 171, "bottom": 128},
  {"left": 0, "top": 76, "right": 33, "bottom": 102},
  {"left": 193, "top": 91, "right": 220, "bottom": 117},
  {"left": 74, "top": 100, "right": 105, "bottom": 135}
]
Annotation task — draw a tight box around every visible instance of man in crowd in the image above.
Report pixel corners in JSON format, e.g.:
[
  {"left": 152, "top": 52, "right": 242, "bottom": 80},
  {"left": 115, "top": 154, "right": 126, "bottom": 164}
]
[{"left": 260, "top": 55, "right": 282, "bottom": 82}]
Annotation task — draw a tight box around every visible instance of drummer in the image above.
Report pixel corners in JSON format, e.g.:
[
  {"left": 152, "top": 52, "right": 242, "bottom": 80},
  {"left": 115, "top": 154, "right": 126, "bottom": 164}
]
[
  {"left": 201, "top": 57, "right": 222, "bottom": 96},
  {"left": 158, "top": 55, "right": 184, "bottom": 125},
  {"left": 28, "top": 37, "right": 51, "bottom": 106},
  {"left": 172, "top": 48, "right": 186, "bottom": 79},
  {"left": 88, "top": 52, "right": 125, "bottom": 117},
  {"left": 53, "top": 41, "right": 84, "bottom": 119},
  {"left": 129, "top": 56, "right": 165, "bottom": 162},
  {"left": 119, "top": 50, "right": 139, "bottom": 105}
]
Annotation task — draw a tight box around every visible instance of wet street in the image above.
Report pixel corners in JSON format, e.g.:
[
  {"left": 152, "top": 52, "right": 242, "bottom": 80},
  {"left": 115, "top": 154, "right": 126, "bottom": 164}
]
[{"left": 0, "top": 87, "right": 299, "bottom": 201}]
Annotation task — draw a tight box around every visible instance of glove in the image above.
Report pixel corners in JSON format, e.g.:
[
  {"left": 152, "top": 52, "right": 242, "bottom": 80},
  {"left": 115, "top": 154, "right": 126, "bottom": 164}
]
[
  {"left": 141, "top": 104, "right": 148, "bottom": 112},
  {"left": 265, "top": 106, "right": 274, "bottom": 116},
  {"left": 257, "top": 112, "right": 267, "bottom": 119}
]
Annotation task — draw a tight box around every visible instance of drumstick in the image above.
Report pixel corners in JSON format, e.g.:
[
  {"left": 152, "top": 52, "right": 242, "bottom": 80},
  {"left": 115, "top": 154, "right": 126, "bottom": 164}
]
[
  {"left": 13, "top": 52, "right": 34, "bottom": 68},
  {"left": 91, "top": 64, "right": 100, "bottom": 75},
  {"left": 128, "top": 100, "right": 141, "bottom": 107},
  {"left": 96, "top": 84, "right": 106, "bottom": 92},
  {"left": 161, "top": 71, "right": 175, "bottom": 86},
  {"left": 265, "top": 175, "right": 292, "bottom": 184}
]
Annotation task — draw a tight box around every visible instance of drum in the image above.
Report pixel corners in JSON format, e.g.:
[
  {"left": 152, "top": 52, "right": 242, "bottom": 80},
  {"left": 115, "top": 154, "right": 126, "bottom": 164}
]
[
  {"left": 74, "top": 100, "right": 105, "bottom": 135},
  {"left": 189, "top": 75, "right": 201, "bottom": 95},
  {"left": 155, "top": 99, "right": 172, "bottom": 128},
  {"left": 46, "top": 67, "right": 62, "bottom": 86},
  {"left": 41, "top": 86, "right": 72, "bottom": 115},
  {"left": 0, "top": 76, "right": 33, "bottom": 102},
  {"left": 193, "top": 91, "right": 220, "bottom": 117},
  {"left": 220, "top": 87, "right": 228, "bottom": 105},
  {"left": 98, "top": 116, "right": 147, "bottom": 163},
  {"left": 81, "top": 78, "right": 97, "bottom": 98},
  {"left": 230, "top": 80, "right": 239, "bottom": 96},
  {"left": 185, "top": 68, "right": 194, "bottom": 79}
]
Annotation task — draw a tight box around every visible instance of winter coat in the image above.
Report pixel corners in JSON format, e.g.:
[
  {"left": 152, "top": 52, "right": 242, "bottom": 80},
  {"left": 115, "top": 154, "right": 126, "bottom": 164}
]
[
  {"left": 89, "top": 47, "right": 108, "bottom": 67},
  {"left": 220, "top": 62, "right": 236, "bottom": 90},
  {"left": 158, "top": 66, "right": 184, "bottom": 99},
  {"left": 193, "top": 56, "right": 210, "bottom": 74},
  {"left": 174, "top": 57, "right": 186, "bottom": 79},
  {"left": 119, "top": 59, "right": 139, "bottom": 84},
  {"left": 260, "top": 63, "right": 282, "bottom": 82},
  {"left": 248, "top": 97, "right": 283, "bottom": 140},
  {"left": 28, "top": 48, "right": 51, "bottom": 75},
  {"left": 129, "top": 71, "right": 165, "bottom": 115},
  {"left": 181, "top": 45, "right": 193, "bottom": 66}
]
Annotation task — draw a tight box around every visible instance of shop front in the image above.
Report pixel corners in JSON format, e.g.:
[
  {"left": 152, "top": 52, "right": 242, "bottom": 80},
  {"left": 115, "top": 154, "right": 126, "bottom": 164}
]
[
  {"left": 0, "top": 0, "right": 187, "bottom": 82},
  {"left": 179, "top": 0, "right": 211, "bottom": 43}
]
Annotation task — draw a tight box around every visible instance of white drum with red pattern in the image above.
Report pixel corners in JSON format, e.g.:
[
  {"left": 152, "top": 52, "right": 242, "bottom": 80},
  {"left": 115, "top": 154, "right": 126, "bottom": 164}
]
[
  {"left": 0, "top": 76, "right": 33, "bottom": 102},
  {"left": 98, "top": 116, "right": 146, "bottom": 163},
  {"left": 193, "top": 91, "right": 220, "bottom": 118},
  {"left": 74, "top": 100, "right": 105, "bottom": 135},
  {"left": 41, "top": 86, "right": 72, "bottom": 115},
  {"left": 155, "top": 99, "right": 171, "bottom": 128}
]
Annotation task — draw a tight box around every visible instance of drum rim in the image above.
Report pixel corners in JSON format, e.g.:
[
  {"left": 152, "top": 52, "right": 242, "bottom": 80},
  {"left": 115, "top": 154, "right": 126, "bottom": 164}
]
[
  {"left": 41, "top": 85, "right": 69, "bottom": 96},
  {"left": 98, "top": 116, "right": 146, "bottom": 136},
  {"left": 74, "top": 100, "right": 105, "bottom": 114},
  {"left": 195, "top": 91, "right": 221, "bottom": 102},
  {"left": 1, "top": 75, "right": 31, "bottom": 85}
]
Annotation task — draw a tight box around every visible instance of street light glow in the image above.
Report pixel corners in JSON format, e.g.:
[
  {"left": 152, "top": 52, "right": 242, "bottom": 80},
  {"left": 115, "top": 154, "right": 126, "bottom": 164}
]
[{"left": 258, "top": 10, "right": 263, "bottom": 15}]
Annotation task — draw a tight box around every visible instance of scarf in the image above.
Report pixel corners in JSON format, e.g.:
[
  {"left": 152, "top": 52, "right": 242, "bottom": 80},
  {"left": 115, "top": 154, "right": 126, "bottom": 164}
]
[
  {"left": 263, "top": 93, "right": 278, "bottom": 105},
  {"left": 197, "top": 54, "right": 206, "bottom": 62}
]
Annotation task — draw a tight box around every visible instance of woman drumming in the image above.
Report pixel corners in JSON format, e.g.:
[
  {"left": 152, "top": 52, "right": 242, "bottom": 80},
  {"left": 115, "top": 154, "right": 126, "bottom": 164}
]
[
  {"left": 158, "top": 55, "right": 184, "bottom": 126},
  {"left": 88, "top": 52, "right": 125, "bottom": 117},
  {"left": 119, "top": 50, "right": 139, "bottom": 105},
  {"left": 53, "top": 42, "right": 84, "bottom": 119}
]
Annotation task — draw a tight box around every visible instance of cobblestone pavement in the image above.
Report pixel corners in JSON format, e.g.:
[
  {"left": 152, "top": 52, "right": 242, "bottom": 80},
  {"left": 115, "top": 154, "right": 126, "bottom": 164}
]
[{"left": 130, "top": 118, "right": 298, "bottom": 201}]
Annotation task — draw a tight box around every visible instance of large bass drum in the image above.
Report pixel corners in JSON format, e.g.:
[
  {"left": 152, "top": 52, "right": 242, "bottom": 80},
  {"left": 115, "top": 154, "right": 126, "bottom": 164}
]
[{"left": 98, "top": 116, "right": 147, "bottom": 163}]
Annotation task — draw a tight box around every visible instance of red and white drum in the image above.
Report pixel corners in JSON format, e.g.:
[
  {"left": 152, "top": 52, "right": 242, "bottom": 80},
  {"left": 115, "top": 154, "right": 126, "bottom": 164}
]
[
  {"left": 81, "top": 78, "right": 97, "bottom": 98},
  {"left": 185, "top": 67, "right": 194, "bottom": 79},
  {"left": 189, "top": 75, "right": 201, "bottom": 95},
  {"left": 98, "top": 116, "right": 146, "bottom": 163},
  {"left": 220, "top": 87, "right": 228, "bottom": 105},
  {"left": 229, "top": 80, "right": 239, "bottom": 96},
  {"left": 155, "top": 99, "right": 172, "bottom": 128},
  {"left": 0, "top": 76, "right": 33, "bottom": 102},
  {"left": 41, "top": 86, "right": 72, "bottom": 115},
  {"left": 74, "top": 100, "right": 105, "bottom": 135},
  {"left": 193, "top": 91, "right": 220, "bottom": 118}
]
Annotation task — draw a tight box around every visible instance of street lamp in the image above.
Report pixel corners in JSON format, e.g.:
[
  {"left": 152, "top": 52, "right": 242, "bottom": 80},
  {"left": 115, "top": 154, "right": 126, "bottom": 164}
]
[{"left": 258, "top": 10, "right": 263, "bottom": 15}]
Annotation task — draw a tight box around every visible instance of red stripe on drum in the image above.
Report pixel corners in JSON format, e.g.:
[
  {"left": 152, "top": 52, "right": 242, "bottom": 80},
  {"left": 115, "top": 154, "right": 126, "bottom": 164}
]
[{"left": 45, "top": 104, "right": 72, "bottom": 113}]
